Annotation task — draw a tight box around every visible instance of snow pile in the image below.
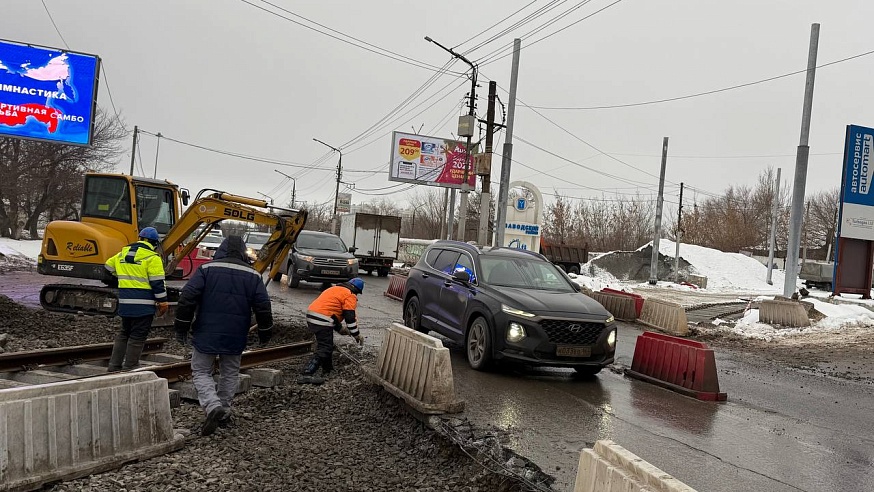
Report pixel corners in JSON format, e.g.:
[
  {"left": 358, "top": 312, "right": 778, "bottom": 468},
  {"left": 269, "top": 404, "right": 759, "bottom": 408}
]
[
  {"left": 569, "top": 264, "right": 624, "bottom": 292},
  {"left": 0, "top": 238, "right": 41, "bottom": 262},
  {"left": 644, "top": 239, "right": 784, "bottom": 293}
]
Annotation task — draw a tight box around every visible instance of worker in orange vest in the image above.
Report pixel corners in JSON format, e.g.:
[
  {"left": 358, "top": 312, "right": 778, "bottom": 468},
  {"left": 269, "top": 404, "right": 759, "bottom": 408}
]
[{"left": 298, "top": 278, "right": 364, "bottom": 385}]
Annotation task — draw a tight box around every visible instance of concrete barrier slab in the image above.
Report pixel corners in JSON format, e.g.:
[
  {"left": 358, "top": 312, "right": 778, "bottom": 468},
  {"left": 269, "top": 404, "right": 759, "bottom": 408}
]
[
  {"left": 0, "top": 372, "right": 183, "bottom": 492},
  {"left": 241, "top": 368, "right": 283, "bottom": 387},
  {"left": 590, "top": 291, "right": 638, "bottom": 321},
  {"left": 759, "top": 299, "right": 810, "bottom": 327},
  {"left": 574, "top": 440, "right": 696, "bottom": 492},
  {"left": 169, "top": 373, "right": 251, "bottom": 402},
  {"left": 638, "top": 298, "right": 689, "bottom": 336},
  {"left": 365, "top": 323, "right": 463, "bottom": 414}
]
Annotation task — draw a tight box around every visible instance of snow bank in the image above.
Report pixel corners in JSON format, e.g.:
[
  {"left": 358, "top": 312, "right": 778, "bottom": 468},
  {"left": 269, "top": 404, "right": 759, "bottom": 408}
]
[{"left": 0, "top": 238, "right": 41, "bottom": 261}]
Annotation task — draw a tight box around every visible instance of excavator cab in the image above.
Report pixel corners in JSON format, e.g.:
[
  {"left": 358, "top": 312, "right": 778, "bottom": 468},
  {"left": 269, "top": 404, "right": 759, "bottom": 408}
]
[{"left": 38, "top": 173, "right": 186, "bottom": 281}]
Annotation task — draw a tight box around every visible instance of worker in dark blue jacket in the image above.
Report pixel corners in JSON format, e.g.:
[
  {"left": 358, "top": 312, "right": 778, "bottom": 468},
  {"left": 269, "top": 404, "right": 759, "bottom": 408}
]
[{"left": 173, "top": 235, "right": 273, "bottom": 436}]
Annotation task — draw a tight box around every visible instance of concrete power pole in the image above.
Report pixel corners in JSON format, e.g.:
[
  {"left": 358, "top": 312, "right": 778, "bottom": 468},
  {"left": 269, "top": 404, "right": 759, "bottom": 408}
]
[
  {"left": 446, "top": 188, "right": 456, "bottom": 239},
  {"left": 477, "top": 81, "right": 497, "bottom": 246},
  {"left": 649, "top": 137, "right": 669, "bottom": 285},
  {"left": 673, "top": 182, "right": 684, "bottom": 282},
  {"left": 766, "top": 167, "right": 782, "bottom": 285},
  {"left": 128, "top": 125, "right": 138, "bottom": 176},
  {"left": 784, "top": 23, "right": 820, "bottom": 297},
  {"left": 494, "top": 38, "right": 522, "bottom": 247}
]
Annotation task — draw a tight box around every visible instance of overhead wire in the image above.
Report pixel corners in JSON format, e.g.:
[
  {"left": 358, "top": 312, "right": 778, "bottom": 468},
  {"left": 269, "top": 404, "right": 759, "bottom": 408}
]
[
  {"left": 528, "top": 47, "right": 874, "bottom": 110},
  {"left": 462, "top": 0, "right": 570, "bottom": 56},
  {"left": 451, "top": 0, "right": 540, "bottom": 50},
  {"left": 240, "top": 0, "right": 462, "bottom": 75}
]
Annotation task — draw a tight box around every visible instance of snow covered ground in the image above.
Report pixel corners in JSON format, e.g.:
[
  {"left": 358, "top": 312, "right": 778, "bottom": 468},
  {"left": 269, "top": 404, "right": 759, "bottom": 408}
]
[
  {"left": 0, "top": 238, "right": 41, "bottom": 262},
  {"left": 570, "top": 239, "right": 874, "bottom": 339}
]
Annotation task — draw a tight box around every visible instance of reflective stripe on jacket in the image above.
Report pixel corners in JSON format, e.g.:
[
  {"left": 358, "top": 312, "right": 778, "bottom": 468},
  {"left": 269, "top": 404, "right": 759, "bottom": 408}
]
[
  {"left": 307, "top": 285, "right": 358, "bottom": 336},
  {"left": 105, "top": 240, "right": 166, "bottom": 317}
]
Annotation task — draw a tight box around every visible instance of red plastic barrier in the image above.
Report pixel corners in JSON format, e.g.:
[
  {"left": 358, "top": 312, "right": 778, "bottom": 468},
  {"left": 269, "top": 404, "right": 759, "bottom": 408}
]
[
  {"left": 384, "top": 275, "right": 407, "bottom": 301},
  {"left": 626, "top": 331, "right": 726, "bottom": 401},
  {"left": 602, "top": 288, "right": 645, "bottom": 317}
]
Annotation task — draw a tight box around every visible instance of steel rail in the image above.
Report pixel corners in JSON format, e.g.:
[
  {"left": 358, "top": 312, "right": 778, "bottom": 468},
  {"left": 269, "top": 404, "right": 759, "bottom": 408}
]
[
  {"left": 137, "top": 340, "right": 313, "bottom": 383},
  {"left": 0, "top": 338, "right": 168, "bottom": 372}
]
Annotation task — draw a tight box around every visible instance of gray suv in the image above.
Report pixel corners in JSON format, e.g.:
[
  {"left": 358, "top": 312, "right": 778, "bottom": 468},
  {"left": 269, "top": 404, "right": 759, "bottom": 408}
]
[{"left": 278, "top": 230, "right": 359, "bottom": 288}]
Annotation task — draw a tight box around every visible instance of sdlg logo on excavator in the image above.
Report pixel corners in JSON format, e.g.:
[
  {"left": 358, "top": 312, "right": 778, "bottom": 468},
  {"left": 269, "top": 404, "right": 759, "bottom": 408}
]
[{"left": 223, "top": 208, "right": 256, "bottom": 221}]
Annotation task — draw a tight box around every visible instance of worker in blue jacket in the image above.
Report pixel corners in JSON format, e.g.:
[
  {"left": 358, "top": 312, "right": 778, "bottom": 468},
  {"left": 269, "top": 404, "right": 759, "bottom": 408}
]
[{"left": 174, "top": 235, "right": 273, "bottom": 436}]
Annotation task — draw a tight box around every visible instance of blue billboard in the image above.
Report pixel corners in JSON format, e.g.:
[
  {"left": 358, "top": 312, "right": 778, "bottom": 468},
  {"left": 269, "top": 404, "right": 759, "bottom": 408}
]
[
  {"left": 839, "top": 124, "right": 874, "bottom": 240},
  {"left": 0, "top": 39, "right": 100, "bottom": 146}
]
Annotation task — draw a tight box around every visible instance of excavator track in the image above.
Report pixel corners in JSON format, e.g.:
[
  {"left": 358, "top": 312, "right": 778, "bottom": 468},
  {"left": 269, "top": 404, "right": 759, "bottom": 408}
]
[{"left": 39, "top": 284, "right": 181, "bottom": 325}]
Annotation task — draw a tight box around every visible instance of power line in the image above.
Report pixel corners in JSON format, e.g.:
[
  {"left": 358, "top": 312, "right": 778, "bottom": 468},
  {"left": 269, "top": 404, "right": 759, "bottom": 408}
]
[
  {"left": 477, "top": 0, "right": 626, "bottom": 66},
  {"left": 240, "top": 0, "right": 460, "bottom": 75},
  {"left": 451, "top": 0, "right": 540, "bottom": 51},
  {"left": 40, "top": 0, "right": 68, "bottom": 49},
  {"left": 609, "top": 151, "right": 842, "bottom": 159},
  {"left": 529, "top": 48, "right": 874, "bottom": 110},
  {"left": 463, "top": 0, "right": 572, "bottom": 56}
]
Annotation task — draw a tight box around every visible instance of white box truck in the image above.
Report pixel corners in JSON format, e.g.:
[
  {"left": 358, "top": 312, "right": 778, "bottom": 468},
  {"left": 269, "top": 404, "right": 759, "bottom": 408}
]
[{"left": 339, "top": 213, "right": 402, "bottom": 277}]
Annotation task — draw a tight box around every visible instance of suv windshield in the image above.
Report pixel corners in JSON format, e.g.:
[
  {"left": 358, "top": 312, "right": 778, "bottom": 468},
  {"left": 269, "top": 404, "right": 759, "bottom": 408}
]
[
  {"left": 297, "top": 233, "right": 347, "bottom": 252},
  {"left": 480, "top": 256, "right": 574, "bottom": 292},
  {"left": 246, "top": 233, "right": 271, "bottom": 246}
]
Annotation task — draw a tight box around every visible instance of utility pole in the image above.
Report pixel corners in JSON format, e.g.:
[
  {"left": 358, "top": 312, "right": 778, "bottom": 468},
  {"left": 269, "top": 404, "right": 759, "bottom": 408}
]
[
  {"left": 784, "top": 23, "right": 820, "bottom": 297},
  {"left": 274, "top": 169, "right": 297, "bottom": 208},
  {"left": 446, "top": 188, "right": 456, "bottom": 239},
  {"left": 649, "top": 137, "right": 669, "bottom": 285},
  {"left": 313, "top": 138, "right": 342, "bottom": 234},
  {"left": 495, "top": 38, "right": 522, "bottom": 248},
  {"left": 439, "top": 188, "right": 448, "bottom": 239},
  {"left": 766, "top": 167, "right": 782, "bottom": 285},
  {"left": 803, "top": 200, "right": 810, "bottom": 265},
  {"left": 424, "top": 36, "right": 477, "bottom": 242},
  {"left": 128, "top": 125, "right": 138, "bottom": 175},
  {"left": 673, "top": 182, "right": 684, "bottom": 282},
  {"left": 153, "top": 132, "right": 163, "bottom": 179},
  {"left": 477, "top": 81, "right": 497, "bottom": 245}
]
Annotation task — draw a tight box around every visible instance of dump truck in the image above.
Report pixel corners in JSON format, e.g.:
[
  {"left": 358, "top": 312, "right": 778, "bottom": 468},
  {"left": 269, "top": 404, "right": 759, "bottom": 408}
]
[
  {"left": 539, "top": 238, "right": 589, "bottom": 274},
  {"left": 339, "top": 212, "right": 401, "bottom": 277},
  {"left": 799, "top": 261, "right": 834, "bottom": 290}
]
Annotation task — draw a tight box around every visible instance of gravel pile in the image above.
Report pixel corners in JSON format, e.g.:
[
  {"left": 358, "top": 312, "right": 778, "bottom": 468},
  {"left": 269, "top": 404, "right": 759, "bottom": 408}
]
[{"left": 0, "top": 295, "right": 539, "bottom": 491}]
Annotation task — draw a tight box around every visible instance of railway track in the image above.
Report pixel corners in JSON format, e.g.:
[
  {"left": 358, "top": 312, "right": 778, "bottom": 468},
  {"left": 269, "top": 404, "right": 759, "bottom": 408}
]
[{"left": 0, "top": 338, "right": 313, "bottom": 404}]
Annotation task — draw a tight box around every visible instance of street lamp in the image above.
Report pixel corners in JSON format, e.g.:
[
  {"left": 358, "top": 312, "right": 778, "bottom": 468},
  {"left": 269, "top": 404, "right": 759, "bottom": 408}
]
[
  {"left": 153, "top": 132, "right": 163, "bottom": 179},
  {"left": 256, "top": 192, "right": 274, "bottom": 205},
  {"left": 313, "top": 138, "right": 343, "bottom": 234},
  {"left": 274, "top": 169, "right": 297, "bottom": 208},
  {"left": 424, "top": 35, "right": 477, "bottom": 241}
]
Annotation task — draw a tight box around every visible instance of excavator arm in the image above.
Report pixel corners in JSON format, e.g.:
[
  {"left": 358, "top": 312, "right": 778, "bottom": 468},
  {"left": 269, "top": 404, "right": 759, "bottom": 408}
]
[{"left": 161, "top": 192, "right": 307, "bottom": 280}]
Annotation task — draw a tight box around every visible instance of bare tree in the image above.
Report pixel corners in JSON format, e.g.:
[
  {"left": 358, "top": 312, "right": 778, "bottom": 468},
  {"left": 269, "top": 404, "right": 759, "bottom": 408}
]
[
  {"left": 299, "top": 201, "right": 333, "bottom": 232},
  {"left": 359, "top": 197, "right": 402, "bottom": 216},
  {"left": 0, "top": 109, "right": 125, "bottom": 238}
]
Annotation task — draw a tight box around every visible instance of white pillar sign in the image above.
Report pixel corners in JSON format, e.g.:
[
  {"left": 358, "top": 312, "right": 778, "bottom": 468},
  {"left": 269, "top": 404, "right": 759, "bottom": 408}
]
[{"left": 500, "top": 181, "right": 543, "bottom": 252}]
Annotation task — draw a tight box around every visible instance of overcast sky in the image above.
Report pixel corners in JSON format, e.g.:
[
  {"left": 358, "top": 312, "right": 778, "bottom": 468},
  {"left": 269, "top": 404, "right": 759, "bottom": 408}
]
[{"left": 3, "top": 0, "right": 873, "bottom": 215}]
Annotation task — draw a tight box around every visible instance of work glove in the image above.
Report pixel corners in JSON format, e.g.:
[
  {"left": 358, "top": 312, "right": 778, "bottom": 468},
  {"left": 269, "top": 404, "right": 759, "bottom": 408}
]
[
  {"left": 156, "top": 302, "right": 169, "bottom": 317},
  {"left": 338, "top": 326, "right": 350, "bottom": 336},
  {"left": 353, "top": 334, "right": 364, "bottom": 346},
  {"left": 173, "top": 319, "right": 189, "bottom": 345},
  {"left": 258, "top": 326, "right": 273, "bottom": 346}
]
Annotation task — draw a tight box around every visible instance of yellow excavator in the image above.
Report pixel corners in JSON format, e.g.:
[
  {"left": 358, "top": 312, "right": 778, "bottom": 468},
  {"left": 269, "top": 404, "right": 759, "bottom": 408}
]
[{"left": 37, "top": 172, "right": 307, "bottom": 320}]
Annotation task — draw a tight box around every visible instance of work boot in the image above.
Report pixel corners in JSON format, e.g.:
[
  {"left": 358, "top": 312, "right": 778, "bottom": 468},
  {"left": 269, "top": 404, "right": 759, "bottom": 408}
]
[
  {"left": 107, "top": 335, "right": 129, "bottom": 372},
  {"left": 121, "top": 339, "right": 147, "bottom": 370},
  {"left": 320, "top": 356, "right": 334, "bottom": 376},
  {"left": 201, "top": 406, "right": 230, "bottom": 436},
  {"left": 297, "top": 356, "right": 325, "bottom": 385}
]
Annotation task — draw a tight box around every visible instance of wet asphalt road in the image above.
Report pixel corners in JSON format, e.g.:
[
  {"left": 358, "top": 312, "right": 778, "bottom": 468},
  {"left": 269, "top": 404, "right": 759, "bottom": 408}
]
[
  {"left": 8, "top": 272, "right": 874, "bottom": 491},
  {"left": 264, "top": 275, "right": 874, "bottom": 492}
]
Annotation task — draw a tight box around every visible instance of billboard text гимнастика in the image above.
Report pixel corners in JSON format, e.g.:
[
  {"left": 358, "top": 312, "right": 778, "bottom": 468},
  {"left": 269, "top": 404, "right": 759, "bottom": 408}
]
[{"left": 0, "top": 39, "right": 100, "bottom": 146}]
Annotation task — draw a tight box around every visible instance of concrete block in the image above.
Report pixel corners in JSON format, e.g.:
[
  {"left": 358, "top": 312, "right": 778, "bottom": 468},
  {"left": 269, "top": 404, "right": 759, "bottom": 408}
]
[
  {"left": 167, "top": 389, "right": 181, "bottom": 409},
  {"left": 365, "top": 323, "right": 464, "bottom": 414},
  {"left": 687, "top": 274, "right": 707, "bottom": 289},
  {"left": 140, "top": 353, "right": 187, "bottom": 364},
  {"left": 10, "top": 370, "right": 79, "bottom": 385},
  {"left": 590, "top": 291, "right": 637, "bottom": 321},
  {"left": 759, "top": 299, "right": 810, "bottom": 327},
  {"left": 574, "top": 440, "right": 697, "bottom": 492},
  {"left": 638, "top": 298, "right": 689, "bottom": 336},
  {"left": 0, "top": 372, "right": 183, "bottom": 491},
  {"left": 53, "top": 364, "right": 108, "bottom": 377},
  {"left": 169, "top": 374, "right": 251, "bottom": 402},
  {"left": 241, "top": 368, "right": 283, "bottom": 387}
]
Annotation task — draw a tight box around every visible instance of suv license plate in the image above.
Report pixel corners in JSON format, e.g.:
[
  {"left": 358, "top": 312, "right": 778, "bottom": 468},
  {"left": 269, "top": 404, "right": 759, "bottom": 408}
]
[
  {"left": 556, "top": 345, "right": 592, "bottom": 357},
  {"left": 321, "top": 269, "right": 340, "bottom": 275}
]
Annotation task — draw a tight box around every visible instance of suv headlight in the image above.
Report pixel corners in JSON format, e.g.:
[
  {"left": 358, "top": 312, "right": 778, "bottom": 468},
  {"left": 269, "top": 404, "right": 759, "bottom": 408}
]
[
  {"left": 298, "top": 255, "right": 314, "bottom": 263},
  {"left": 502, "top": 304, "right": 536, "bottom": 318},
  {"left": 348, "top": 258, "right": 358, "bottom": 265},
  {"left": 605, "top": 315, "right": 615, "bottom": 324},
  {"left": 607, "top": 329, "right": 617, "bottom": 348},
  {"left": 507, "top": 322, "right": 527, "bottom": 342}
]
